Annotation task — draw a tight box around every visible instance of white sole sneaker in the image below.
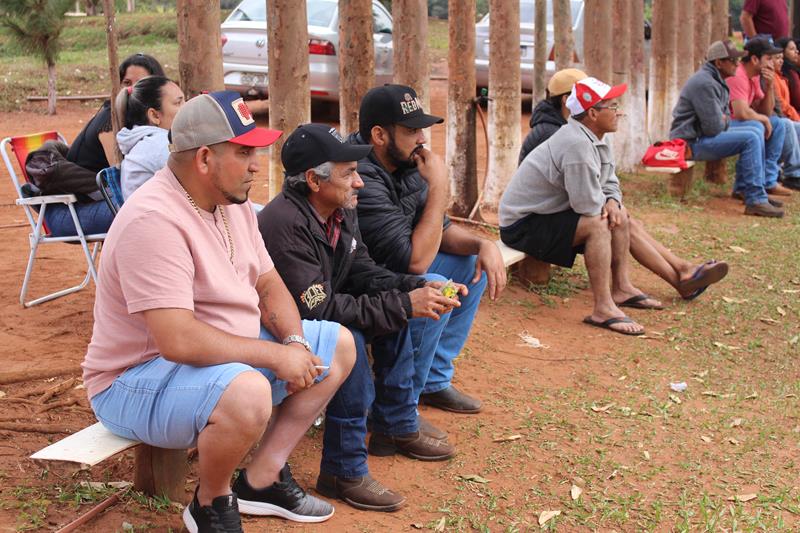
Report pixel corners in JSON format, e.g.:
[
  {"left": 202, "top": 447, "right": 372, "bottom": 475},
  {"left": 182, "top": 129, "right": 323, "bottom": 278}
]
[
  {"left": 182, "top": 505, "right": 199, "bottom": 533},
  {"left": 237, "top": 499, "right": 335, "bottom": 523}
]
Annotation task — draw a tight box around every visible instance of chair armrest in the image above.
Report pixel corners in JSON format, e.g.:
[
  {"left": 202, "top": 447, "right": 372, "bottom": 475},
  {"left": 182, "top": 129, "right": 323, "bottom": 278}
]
[{"left": 16, "top": 194, "right": 78, "bottom": 206}]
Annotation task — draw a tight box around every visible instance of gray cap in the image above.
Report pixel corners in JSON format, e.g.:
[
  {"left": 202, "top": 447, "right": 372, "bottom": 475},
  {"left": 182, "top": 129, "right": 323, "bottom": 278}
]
[{"left": 707, "top": 40, "right": 746, "bottom": 62}]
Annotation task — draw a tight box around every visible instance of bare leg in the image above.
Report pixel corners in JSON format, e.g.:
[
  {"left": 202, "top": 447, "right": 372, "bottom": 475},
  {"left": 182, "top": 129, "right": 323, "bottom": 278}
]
[
  {"left": 574, "top": 215, "right": 643, "bottom": 334},
  {"left": 197, "top": 371, "right": 272, "bottom": 506},
  {"left": 628, "top": 217, "right": 694, "bottom": 290},
  {"left": 245, "top": 327, "right": 356, "bottom": 488},
  {"left": 609, "top": 215, "right": 663, "bottom": 308}
]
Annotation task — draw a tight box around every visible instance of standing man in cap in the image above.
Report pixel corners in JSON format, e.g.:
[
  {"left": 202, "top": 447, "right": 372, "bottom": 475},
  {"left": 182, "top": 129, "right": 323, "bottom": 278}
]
[
  {"left": 500, "top": 78, "right": 729, "bottom": 336},
  {"left": 348, "top": 84, "right": 506, "bottom": 420},
  {"left": 82, "top": 92, "right": 355, "bottom": 533},
  {"left": 671, "top": 39, "right": 785, "bottom": 217},
  {"left": 259, "top": 123, "right": 463, "bottom": 511},
  {"left": 519, "top": 68, "right": 587, "bottom": 163}
]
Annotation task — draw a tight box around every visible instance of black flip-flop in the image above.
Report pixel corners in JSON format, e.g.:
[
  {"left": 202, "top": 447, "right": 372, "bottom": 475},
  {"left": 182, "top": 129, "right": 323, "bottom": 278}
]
[
  {"left": 583, "top": 316, "right": 645, "bottom": 336},
  {"left": 681, "top": 260, "right": 729, "bottom": 300},
  {"left": 618, "top": 293, "right": 665, "bottom": 310}
]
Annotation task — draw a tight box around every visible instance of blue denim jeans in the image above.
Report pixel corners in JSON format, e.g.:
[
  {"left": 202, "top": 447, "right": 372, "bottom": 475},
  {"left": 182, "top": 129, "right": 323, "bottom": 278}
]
[
  {"left": 689, "top": 119, "right": 778, "bottom": 205},
  {"left": 371, "top": 253, "right": 487, "bottom": 436},
  {"left": 44, "top": 200, "right": 114, "bottom": 237},
  {"left": 780, "top": 118, "right": 800, "bottom": 179},
  {"left": 321, "top": 328, "right": 373, "bottom": 479}
]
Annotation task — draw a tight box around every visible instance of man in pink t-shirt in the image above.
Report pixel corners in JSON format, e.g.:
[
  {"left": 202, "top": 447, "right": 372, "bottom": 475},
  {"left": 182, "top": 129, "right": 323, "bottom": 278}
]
[{"left": 82, "top": 91, "right": 355, "bottom": 532}]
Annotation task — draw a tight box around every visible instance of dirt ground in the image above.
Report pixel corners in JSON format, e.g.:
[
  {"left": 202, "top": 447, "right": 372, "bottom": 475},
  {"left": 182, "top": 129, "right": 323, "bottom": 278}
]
[{"left": 0, "top": 80, "right": 797, "bottom": 532}]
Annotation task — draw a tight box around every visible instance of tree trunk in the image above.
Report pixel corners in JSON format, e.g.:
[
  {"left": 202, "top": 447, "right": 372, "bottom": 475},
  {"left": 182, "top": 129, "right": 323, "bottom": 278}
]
[
  {"left": 338, "top": 0, "right": 374, "bottom": 135},
  {"left": 693, "top": 0, "right": 711, "bottom": 70},
  {"left": 176, "top": 0, "right": 224, "bottom": 100},
  {"left": 102, "top": 0, "right": 121, "bottom": 163},
  {"left": 647, "top": 0, "right": 678, "bottom": 142},
  {"left": 584, "top": 0, "right": 613, "bottom": 81},
  {"left": 392, "top": 0, "right": 430, "bottom": 116},
  {"left": 675, "top": 0, "right": 694, "bottom": 89},
  {"left": 447, "top": 0, "right": 477, "bottom": 217},
  {"left": 126, "top": 0, "right": 134, "bottom": 12},
  {"left": 267, "top": 0, "right": 310, "bottom": 197},
  {"left": 46, "top": 61, "right": 57, "bottom": 115},
  {"left": 481, "top": 0, "right": 520, "bottom": 211},
  {"left": 533, "top": 0, "right": 547, "bottom": 101},
  {"left": 552, "top": 0, "right": 574, "bottom": 71},
  {"left": 616, "top": 0, "right": 647, "bottom": 171},
  {"left": 710, "top": 0, "right": 729, "bottom": 42}
]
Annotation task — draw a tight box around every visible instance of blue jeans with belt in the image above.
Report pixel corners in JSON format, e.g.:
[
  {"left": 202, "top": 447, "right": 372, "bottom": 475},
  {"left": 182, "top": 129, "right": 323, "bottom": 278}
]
[{"left": 371, "top": 252, "right": 487, "bottom": 436}]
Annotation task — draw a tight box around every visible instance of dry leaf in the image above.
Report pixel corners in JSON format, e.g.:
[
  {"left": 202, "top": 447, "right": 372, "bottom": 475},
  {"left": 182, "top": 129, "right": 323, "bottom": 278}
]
[
  {"left": 702, "top": 391, "right": 719, "bottom": 397},
  {"left": 728, "top": 437, "right": 740, "bottom": 445},
  {"left": 782, "top": 289, "right": 800, "bottom": 294},
  {"left": 411, "top": 524, "right": 423, "bottom": 530},
  {"left": 790, "top": 335, "right": 799, "bottom": 346},
  {"left": 760, "top": 317, "right": 779, "bottom": 325},
  {"left": 0, "top": 390, "right": 6, "bottom": 399},
  {"left": 745, "top": 392, "right": 758, "bottom": 400},
  {"left": 752, "top": 274, "right": 765, "bottom": 280},
  {"left": 722, "top": 296, "right": 748, "bottom": 304},
  {"left": 570, "top": 485, "right": 582, "bottom": 500},
  {"left": 591, "top": 402, "right": 615, "bottom": 413},
  {"left": 727, "top": 493, "right": 757, "bottom": 502},
  {"left": 643, "top": 450, "right": 651, "bottom": 461},
  {"left": 493, "top": 434, "right": 522, "bottom": 443},
  {"left": 777, "top": 306, "right": 787, "bottom": 316},
  {"left": 607, "top": 469, "right": 618, "bottom": 480},
  {"left": 728, "top": 245, "right": 748, "bottom": 253},
  {"left": 730, "top": 418, "right": 744, "bottom": 427},
  {"left": 700, "top": 435, "right": 712, "bottom": 443},
  {"left": 538, "top": 510, "right": 561, "bottom": 526},
  {"left": 669, "top": 394, "right": 682, "bottom": 404},
  {"left": 459, "top": 474, "right": 490, "bottom": 484},
  {"left": 434, "top": 516, "right": 446, "bottom": 532}
]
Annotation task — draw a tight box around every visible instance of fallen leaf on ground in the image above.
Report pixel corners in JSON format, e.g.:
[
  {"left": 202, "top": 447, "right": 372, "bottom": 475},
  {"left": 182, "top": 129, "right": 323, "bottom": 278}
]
[
  {"left": 492, "top": 434, "right": 522, "bottom": 443},
  {"left": 713, "top": 341, "right": 740, "bottom": 350},
  {"left": 752, "top": 274, "right": 765, "bottom": 280},
  {"left": 777, "top": 306, "right": 787, "bottom": 316},
  {"left": 790, "top": 335, "right": 799, "bottom": 346},
  {"left": 745, "top": 392, "right": 758, "bottom": 400},
  {"left": 702, "top": 391, "right": 719, "bottom": 397},
  {"left": 730, "top": 418, "right": 744, "bottom": 427},
  {"left": 760, "top": 317, "right": 779, "bottom": 325},
  {"left": 458, "top": 474, "right": 490, "bottom": 484},
  {"left": 607, "top": 469, "right": 618, "bottom": 480},
  {"left": 570, "top": 485, "right": 582, "bottom": 500},
  {"left": 727, "top": 493, "right": 757, "bottom": 502},
  {"left": 669, "top": 394, "right": 682, "bottom": 404},
  {"left": 591, "top": 402, "right": 615, "bottom": 413},
  {"left": 434, "top": 516, "right": 446, "bottom": 532},
  {"left": 729, "top": 437, "right": 740, "bottom": 445},
  {"left": 411, "top": 524, "right": 423, "bottom": 530},
  {"left": 722, "top": 296, "right": 748, "bottom": 304},
  {"left": 700, "top": 435, "right": 712, "bottom": 443},
  {"left": 643, "top": 450, "right": 651, "bottom": 460},
  {"left": 0, "top": 391, "right": 5, "bottom": 399},
  {"left": 782, "top": 289, "right": 799, "bottom": 294},
  {"left": 728, "top": 245, "right": 748, "bottom": 253},
  {"left": 538, "top": 510, "right": 561, "bottom": 526}
]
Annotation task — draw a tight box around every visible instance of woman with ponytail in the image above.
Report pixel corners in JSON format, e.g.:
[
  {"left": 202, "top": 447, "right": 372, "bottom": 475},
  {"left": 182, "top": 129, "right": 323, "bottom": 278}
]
[{"left": 115, "top": 76, "right": 185, "bottom": 199}]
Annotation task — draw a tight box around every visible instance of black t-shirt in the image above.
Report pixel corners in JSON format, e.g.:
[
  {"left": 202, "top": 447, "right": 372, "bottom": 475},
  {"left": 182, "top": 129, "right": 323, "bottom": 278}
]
[{"left": 66, "top": 101, "right": 112, "bottom": 173}]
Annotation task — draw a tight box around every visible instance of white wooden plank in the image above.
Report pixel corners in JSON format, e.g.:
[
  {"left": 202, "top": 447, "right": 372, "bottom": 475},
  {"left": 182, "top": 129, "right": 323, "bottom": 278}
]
[
  {"left": 495, "top": 240, "right": 526, "bottom": 268},
  {"left": 643, "top": 161, "right": 695, "bottom": 174},
  {"left": 31, "top": 422, "right": 139, "bottom": 466}
]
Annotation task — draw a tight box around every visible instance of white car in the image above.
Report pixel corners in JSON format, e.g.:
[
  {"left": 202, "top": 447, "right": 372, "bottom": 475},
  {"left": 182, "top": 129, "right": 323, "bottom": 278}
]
[{"left": 221, "top": 0, "right": 394, "bottom": 102}]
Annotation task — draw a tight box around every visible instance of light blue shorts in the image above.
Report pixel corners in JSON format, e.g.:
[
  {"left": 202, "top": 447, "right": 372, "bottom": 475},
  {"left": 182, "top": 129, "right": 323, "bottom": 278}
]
[{"left": 91, "top": 320, "right": 340, "bottom": 449}]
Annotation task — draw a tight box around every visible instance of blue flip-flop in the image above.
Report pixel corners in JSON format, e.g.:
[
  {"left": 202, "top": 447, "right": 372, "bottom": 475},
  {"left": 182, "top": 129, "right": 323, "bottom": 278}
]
[{"left": 681, "top": 260, "right": 729, "bottom": 300}]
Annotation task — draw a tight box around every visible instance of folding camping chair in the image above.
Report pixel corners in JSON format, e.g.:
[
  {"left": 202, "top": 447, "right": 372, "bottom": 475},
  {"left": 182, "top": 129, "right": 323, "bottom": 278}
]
[
  {"left": 1, "top": 131, "right": 106, "bottom": 307},
  {"left": 96, "top": 166, "right": 123, "bottom": 215}
]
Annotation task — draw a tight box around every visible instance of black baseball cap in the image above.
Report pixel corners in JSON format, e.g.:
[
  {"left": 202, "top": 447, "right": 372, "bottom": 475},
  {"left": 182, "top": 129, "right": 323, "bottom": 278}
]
[
  {"left": 281, "top": 123, "right": 373, "bottom": 176},
  {"left": 744, "top": 36, "right": 782, "bottom": 58},
  {"left": 358, "top": 84, "right": 444, "bottom": 141}
]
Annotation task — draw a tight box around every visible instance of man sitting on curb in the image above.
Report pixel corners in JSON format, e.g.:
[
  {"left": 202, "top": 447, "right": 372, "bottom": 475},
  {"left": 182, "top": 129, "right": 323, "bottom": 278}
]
[
  {"left": 519, "top": 68, "right": 587, "bottom": 164},
  {"left": 500, "top": 78, "right": 729, "bottom": 336},
  {"left": 259, "top": 124, "right": 462, "bottom": 511},
  {"left": 671, "top": 39, "right": 785, "bottom": 217},
  {"left": 348, "top": 84, "right": 507, "bottom": 415},
  {"left": 82, "top": 92, "right": 355, "bottom": 533}
]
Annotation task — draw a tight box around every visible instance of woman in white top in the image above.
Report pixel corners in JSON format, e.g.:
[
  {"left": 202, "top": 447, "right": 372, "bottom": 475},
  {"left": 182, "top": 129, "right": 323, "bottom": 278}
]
[{"left": 115, "top": 76, "right": 185, "bottom": 200}]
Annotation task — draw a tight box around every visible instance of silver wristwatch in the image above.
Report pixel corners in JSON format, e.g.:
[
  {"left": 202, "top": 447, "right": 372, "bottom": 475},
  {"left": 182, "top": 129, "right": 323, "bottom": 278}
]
[{"left": 282, "top": 335, "right": 311, "bottom": 352}]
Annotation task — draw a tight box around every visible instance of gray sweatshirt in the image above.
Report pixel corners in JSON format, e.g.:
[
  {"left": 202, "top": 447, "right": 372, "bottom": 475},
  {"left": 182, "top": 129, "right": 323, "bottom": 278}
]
[
  {"left": 116, "top": 125, "right": 170, "bottom": 201},
  {"left": 669, "top": 62, "right": 730, "bottom": 141},
  {"left": 499, "top": 118, "right": 623, "bottom": 227}
]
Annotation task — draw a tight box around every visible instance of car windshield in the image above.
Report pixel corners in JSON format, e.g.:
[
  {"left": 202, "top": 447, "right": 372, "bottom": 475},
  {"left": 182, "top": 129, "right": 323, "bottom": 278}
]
[{"left": 227, "top": 0, "right": 336, "bottom": 27}]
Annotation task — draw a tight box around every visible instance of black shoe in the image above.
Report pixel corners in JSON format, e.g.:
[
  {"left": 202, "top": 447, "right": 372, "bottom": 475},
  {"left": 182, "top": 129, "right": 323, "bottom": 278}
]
[
  {"left": 782, "top": 177, "right": 800, "bottom": 190},
  {"left": 420, "top": 386, "right": 483, "bottom": 414},
  {"left": 182, "top": 488, "right": 243, "bottom": 533},
  {"left": 232, "top": 465, "right": 334, "bottom": 523}
]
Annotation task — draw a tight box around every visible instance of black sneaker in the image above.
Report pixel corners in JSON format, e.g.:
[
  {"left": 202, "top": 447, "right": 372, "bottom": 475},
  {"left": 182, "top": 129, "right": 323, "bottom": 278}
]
[
  {"left": 182, "top": 488, "right": 243, "bottom": 533},
  {"left": 232, "top": 464, "right": 334, "bottom": 523}
]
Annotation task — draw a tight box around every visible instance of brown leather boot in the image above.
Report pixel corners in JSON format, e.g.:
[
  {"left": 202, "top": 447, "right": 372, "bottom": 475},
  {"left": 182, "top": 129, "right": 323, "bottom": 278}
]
[
  {"left": 368, "top": 431, "right": 455, "bottom": 461},
  {"left": 420, "top": 386, "right": 482, "bottom": 414},
  {"left": 316, "top": 472, "right": 406, "bottom": 512},
  {"left": 418, "top": 416, "right": 447, "bottom": 440},
  {"left": 744, "top": 202, "right": 784, "bottom": 218}
]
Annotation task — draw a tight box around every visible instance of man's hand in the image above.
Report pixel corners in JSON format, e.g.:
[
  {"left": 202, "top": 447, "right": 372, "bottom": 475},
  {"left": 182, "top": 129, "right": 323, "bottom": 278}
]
[
  {"left": 602, "top": 199, "right": 625, "bottom": 230},
  {"left": 761, "top": 64, "right": 775, "bottom": 87},
  {"left": 409, "top": 284, "right": 462, "bottom": 320},
  {"left": 413, "top": 147, "right": 448, "bottom": 191},
  {"left": 474, "top": 240, "right": 507, "bottom": 300},
  {"left": 760, "top": 115, "right": 773, "bottom": 139},
  {"left": 274, "top": 343, "right": 323, "bottom": 395}
]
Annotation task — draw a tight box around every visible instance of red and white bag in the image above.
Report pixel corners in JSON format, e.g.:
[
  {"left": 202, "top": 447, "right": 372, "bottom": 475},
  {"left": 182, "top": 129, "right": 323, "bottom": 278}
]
[{"left": 641, "top": 139, "right": 689, "bottom": 169}]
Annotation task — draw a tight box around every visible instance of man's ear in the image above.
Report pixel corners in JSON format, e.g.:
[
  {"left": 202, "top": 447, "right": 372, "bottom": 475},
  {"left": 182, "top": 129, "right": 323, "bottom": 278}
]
[
  {"left": 370, "top": 125, "right": 387, "bottom": 148},
  {"left": 305, "top": 169, "right": 320, "bottom": 192},
  {"left": 195, "top": 146, "right": 212, "bottom": 174}
]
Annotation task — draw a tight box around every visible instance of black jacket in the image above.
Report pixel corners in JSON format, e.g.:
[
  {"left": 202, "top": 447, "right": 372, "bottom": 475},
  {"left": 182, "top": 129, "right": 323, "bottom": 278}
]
[
  {"left": 257, "top": 187, "right": 425, "bottom": 337},
  {"left": 67, "top": 101, "right": 112, "bottom": 174},
  {"left": 518, "top": 99, "right": 566, "bottom": 165},
  {"left": 346, "top": 132, "right": 450, "bottom": 273},
  {"left": 25, "top": 140, "right": 103, "bottom": 202}
]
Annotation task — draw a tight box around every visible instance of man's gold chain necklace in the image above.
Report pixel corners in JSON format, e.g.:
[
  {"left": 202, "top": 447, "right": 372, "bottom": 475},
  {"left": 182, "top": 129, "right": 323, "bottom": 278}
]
[{"left": 176, "top": 177, "right": 235, "bottom": 264}]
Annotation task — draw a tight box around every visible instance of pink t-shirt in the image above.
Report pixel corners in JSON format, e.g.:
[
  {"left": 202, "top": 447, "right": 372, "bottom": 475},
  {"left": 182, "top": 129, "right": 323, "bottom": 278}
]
[
  {"left": 726, "top": 64, "right": 765, "bottom": 119},
  {"left": 82, "top": 166, "right": 273, "bottom": 398}
]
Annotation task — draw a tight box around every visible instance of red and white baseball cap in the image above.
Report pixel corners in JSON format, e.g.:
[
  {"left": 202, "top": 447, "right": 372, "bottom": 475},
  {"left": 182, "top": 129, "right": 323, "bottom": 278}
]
[{"left": 565, "top": 77, "right": 627, "bottom": 116}]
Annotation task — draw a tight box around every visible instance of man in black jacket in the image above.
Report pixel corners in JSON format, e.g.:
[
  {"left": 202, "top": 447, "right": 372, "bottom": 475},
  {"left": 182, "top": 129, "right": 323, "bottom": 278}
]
[
  {"left": 348, "top": 84, "right": 507, "bottom": 416},
  {"left": 258, "top": 124, "right": 463, "bottom": 512},
  {"left": 518, "top": 68, "right": 587, "bottom": 164}
]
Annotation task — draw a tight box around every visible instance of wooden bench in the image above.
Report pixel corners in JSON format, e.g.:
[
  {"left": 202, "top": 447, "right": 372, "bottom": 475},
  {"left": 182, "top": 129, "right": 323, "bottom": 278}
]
[
  {"left": 645, "top": 159, "right": 728, "bottom": 198},
  {"left": 495, "top": 240, "right": 551, "bottom": 285},
  {"left": 31, "top": 423, "right": 189, "bottom": 503}
]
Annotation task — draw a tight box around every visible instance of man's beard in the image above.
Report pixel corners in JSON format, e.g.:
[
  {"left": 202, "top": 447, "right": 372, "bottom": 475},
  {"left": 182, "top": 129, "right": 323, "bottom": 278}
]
[
  {"left": 387, "top": 133, "right": 418, "bottom": 171},
  {"left": 211, "top": 171, "right": 250, "bottom": 205}
]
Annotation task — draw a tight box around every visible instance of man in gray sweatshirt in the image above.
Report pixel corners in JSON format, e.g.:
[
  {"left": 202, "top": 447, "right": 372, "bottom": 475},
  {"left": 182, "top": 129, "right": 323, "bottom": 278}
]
[{"left": 500, "top": 77, "right": 729, "bottom": 336}]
